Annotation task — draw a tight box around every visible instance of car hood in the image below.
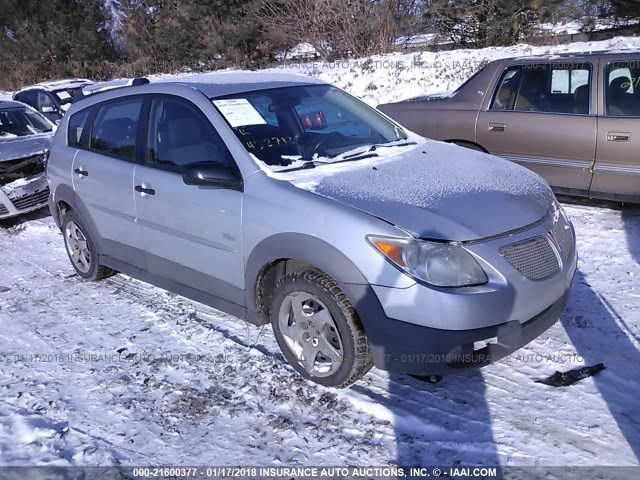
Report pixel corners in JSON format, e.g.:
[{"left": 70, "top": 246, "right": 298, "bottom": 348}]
[
  {"left": 283, "top": 140, "right": 553, "bottom": 241},
  {"left": 0, "top": 133, "right": 54, "bottom": 162}
]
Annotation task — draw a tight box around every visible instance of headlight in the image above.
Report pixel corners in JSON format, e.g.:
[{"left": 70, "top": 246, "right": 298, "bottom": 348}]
[{"left": 366, "top": 235, "right": 488, "bottom": 287}]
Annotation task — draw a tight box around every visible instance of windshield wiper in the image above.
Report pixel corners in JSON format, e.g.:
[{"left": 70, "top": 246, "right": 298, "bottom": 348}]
[
  {"left": 277, "top": 141, "right": 417, "bottom": 173},
  {"left": 342, "top": 141, "right": 417, "bottom": 160},
  {"left": 279, "top": 158, "right": 332, "bottom": 172}
]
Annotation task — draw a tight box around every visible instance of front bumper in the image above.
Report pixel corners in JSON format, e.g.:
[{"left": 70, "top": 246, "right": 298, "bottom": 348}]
[
  {"left": 354, "top": 285, "right": 569, "bottom": 375},
  {"left": 0, "top": 174, "right": 49, "bottom": 220},
  {"left": 345, "top": 202, "right": 577, "bottom": 375}
]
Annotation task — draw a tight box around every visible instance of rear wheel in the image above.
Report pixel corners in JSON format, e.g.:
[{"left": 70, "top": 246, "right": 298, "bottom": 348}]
[
  {"left": 61, "top": 211, "right": 114, "bottom": 281},
  {"left": 270, "top": 268, "right": 372, "bottom": 388}
]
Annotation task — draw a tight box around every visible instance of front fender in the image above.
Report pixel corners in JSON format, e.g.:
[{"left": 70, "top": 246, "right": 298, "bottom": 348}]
[{"left": 244, "top": 232, "right": 369, "bottom": 317}]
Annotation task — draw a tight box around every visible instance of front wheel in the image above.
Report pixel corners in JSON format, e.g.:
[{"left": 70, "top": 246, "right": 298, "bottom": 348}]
[
  {"left": 270, "top": 268, "right": 372, "bottom": 388},
  {"left": 61, "top": 211, "right": 114, "bottom": 281}
]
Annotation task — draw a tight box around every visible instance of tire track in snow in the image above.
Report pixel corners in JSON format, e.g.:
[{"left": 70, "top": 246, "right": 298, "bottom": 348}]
[{"left": 1, "top": 208, "right": 639, "bottom": 465}]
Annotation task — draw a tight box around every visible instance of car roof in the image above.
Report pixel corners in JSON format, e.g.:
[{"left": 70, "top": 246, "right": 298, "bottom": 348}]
[
  {"left": 0, "top": 100, "right": 30, "bottom": 109},
  {"left": 156, "top": 71, "right": 327, "bottom": 98},
  {"left": 18, "top": 78, "right": 93, "bottom": 93},
  {"left": 80, "top": 77, "right": 147, "bottom": 93},
  {"left": 500, "top": 49, "right": 640, "bottom": 63},
  {"left": 63, "top": 71, "right": 332, "bottom": 115},
  {"left": 72, "top": 77, "right": 150, "bottom": 104}
]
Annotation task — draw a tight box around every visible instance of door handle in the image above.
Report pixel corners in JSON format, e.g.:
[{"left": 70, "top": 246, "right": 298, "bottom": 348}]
[
  {"left": 135, "top": 184, "right": 155, "bottom": 196},
  {"left": 607, "top": 132, "right": 630, "bottom": 142},
  {"left": 489, "top": 123, "right": 505, "bottom": 132},
  {"left": 74, "top": 168, "right": 88, "bottom": 177}
]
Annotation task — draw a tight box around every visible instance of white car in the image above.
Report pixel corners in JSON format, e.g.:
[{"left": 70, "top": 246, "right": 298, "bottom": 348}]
[{"left": 0, "top": 100, "right": 55, "bottom": 219}]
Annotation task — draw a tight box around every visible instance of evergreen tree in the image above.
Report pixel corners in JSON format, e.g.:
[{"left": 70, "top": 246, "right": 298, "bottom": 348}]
[
  {"left": 610, "top": 0, "right": 640, "bottom": 25},
  {"left": 117, "top": 0, "right": 267, "bottom": 75},
  {"left": 0, "top": 0, "right": 116, "bottom": 89}
]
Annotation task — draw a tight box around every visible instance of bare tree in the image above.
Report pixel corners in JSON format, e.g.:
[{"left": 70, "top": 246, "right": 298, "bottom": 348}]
[
  {"left": 423, "top": 0, "right": 562, "bottom": 48},
  {"left": 254, "top": 0, "right": 412, "bottom": 59}
]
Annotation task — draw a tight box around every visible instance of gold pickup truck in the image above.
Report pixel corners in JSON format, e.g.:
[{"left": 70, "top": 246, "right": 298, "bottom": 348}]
[{"left": 378, "top": 51, "right": 640, "bottom": 203}]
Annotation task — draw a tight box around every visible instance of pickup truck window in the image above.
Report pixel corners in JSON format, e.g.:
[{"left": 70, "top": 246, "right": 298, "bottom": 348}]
[
  {"left": 491, "top": 63, "right": 592, "bottom": 115},
  {"left": 605, "top": 61, "right": 640, "bottom": 117}
]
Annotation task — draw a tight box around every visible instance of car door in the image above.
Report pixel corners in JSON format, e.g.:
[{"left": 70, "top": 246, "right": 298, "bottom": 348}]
[
  {"left": 133, "top": 95, "right": 245, "bottom": 306},
  {"left": 591, "top": 56, "right": 640, "bottom": 199},
  {"left": 71, "top": 96, "right": 146, "bottom": 268},
  {"left": 476, "top": 61, "right": 597, "bottom": 191}
]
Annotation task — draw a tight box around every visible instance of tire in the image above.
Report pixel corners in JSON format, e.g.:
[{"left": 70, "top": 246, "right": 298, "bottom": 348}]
[
  {"left": 270, "top": 268, "right": 373, "bottom": 388},
  {"left": 61, "top": 210, "right": 114, "bottom": 281}
]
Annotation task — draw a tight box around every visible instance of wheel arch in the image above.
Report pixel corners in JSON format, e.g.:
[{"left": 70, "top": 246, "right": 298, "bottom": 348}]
[
  {"left": 51, "top": 184, "right": 104, "bottom": 252},
  {"left": 245, "top": 233, "right": 369, "bottom": 325},
  {"left": 445, "top": 139, "right": 488, "bottom": 153}
]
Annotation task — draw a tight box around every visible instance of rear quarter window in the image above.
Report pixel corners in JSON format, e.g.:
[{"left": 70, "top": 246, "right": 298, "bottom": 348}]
[{"left": 67, "top": 109, "right": 90, "bottom": 147}]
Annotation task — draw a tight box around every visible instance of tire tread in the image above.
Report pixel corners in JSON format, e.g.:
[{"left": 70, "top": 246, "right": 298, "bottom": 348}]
[
  {"left": 61, "top": 210, "right": 115, "bottom": 281},
  {"left": 272, "top": 268, "right": 373, "bottom": 388}
]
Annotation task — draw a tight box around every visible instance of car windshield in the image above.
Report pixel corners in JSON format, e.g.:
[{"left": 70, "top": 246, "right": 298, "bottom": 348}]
[
  {"left": 0, "top": 106, "right": 53, "bottom": 138},
  {"left": 211, "top": 84, "right": 407, "bottom": 169}
]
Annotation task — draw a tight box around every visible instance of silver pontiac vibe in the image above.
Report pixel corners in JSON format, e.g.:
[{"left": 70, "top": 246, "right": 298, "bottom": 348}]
[{"left": 46, "top": 72, "right": 577, "bottom": 388}]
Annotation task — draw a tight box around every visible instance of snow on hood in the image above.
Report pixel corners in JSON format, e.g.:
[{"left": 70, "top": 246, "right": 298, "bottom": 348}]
[
  {"left": 0, "top": 133, "right": 54, "bottom": 162},
  {"left": 280, "top": 140, "right": 553, "bottom": 241}
]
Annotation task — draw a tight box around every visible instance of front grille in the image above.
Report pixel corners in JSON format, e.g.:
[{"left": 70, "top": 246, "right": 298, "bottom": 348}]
[
  {"left": 11, "top": 187, "right": 49, "bottom": 211},
  {"left": 500, "top": 236, "right": 560, "bottom": 281},
  {"left": 0, "top": 203, "right": 8, "bottom": 215}
]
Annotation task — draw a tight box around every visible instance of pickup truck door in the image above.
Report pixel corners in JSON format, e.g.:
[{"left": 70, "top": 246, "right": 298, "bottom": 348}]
[
  {"left": 476, "top": 61, "right": 597, "bottom": 191},
  {"left": 591, "top": 56, "right": 640, "bottom": 199}
]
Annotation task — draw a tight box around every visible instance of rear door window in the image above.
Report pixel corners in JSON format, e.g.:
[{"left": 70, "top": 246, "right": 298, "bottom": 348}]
[
  {"left": 605, "top": 61, "right": 640, "bottom": 117},
  {"left": 491, "top": 63, "right": 592, "bottom": 114},
  {"left": 90, "top": 98, "right": 143, "bottom": 161}
]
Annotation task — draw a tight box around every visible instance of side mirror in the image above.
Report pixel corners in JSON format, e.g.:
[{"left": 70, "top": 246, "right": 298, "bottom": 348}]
[
  {"left": 40, "top": 106, "right": 57, "bottom": 114},
  {"left": 182, "top": 161, "right": 243, "bottom": 190}
]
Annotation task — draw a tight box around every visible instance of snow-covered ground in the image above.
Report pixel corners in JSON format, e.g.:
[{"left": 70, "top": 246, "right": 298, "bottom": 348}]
[
  {"left": 1, "top": 200, "right": 639, "bottom": 467},
  {"left": 1, "top": 37, "right": 640, "bottom": 468},
  {"left": 535, "top": 18, "right": 640, "bottom": 36},
  {"left": 142, "top": 37, "right": 640, "bottom": 108},
  {"left": 4, "top": 37, "right": 640, "bottom": 107},
  {"left": 267, "top": 36, "right": 640, "bottom": 106}
]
